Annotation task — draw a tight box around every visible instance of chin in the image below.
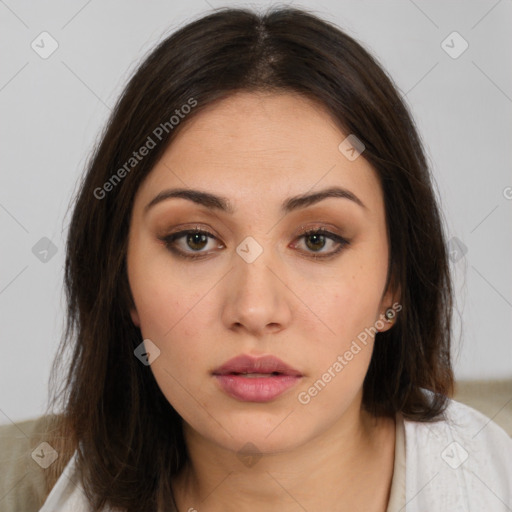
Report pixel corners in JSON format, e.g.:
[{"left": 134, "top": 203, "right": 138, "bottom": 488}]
[{"left": 195, "top": 410, "right": 314, "bottom": 455}]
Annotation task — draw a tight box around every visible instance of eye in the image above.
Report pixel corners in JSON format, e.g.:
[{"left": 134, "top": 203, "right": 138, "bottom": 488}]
[
  {"left": 160, "top": 227, "right": 222, "bottom": 259},
  {"left": 292, "top": 227, "right": 349, "bottom": 259},
  {"left": 159, "top": 226, "right": 349, "bottom": 260}
]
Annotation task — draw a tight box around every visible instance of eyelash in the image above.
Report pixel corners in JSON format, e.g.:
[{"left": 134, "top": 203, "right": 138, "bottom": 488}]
[{"left": 159, "top": 226, "right": 349, "bottom": 261}]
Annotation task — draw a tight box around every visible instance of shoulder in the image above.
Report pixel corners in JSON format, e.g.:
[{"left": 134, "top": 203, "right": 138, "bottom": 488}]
[
  {"left": 0, "top": 414, "right": 62, "bottom": 512},
  {"left": 402, "top": 394, "right": 512, "bottom": 511},
  {"left": 405, "top": 395, "right": 512, "bottom": 454}
]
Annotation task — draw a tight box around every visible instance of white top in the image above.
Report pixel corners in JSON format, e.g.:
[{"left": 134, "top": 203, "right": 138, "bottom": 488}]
[{"left": 38, "top": 397, "right": 512, "bottom": 511}]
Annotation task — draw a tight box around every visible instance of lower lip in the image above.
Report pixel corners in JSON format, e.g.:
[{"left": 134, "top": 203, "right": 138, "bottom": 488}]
[{"left": 214, "top": 374, "right": 302, "bottom": 402}]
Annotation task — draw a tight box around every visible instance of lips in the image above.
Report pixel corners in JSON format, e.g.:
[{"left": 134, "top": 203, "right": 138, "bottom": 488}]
[
  {"left": 212, "top": 354, "right": 303, "bottom": 402},
  {"left": 212, "top": 354, "right": 302, "bottom": 377}
]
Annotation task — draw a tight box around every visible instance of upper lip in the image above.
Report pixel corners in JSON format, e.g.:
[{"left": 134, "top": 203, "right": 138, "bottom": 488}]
[{"left": 212, "top": 354, "right": 302, "bottom": 376}]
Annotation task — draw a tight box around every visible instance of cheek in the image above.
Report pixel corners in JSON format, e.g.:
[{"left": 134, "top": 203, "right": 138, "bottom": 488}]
[
  {"left": 137, "top": 291, "right": 212, "bottom": 421},
  {"left": 128, "top": 243, "right": 203, "bottom": 337},
  {"left": 297, "top": 251, "right": 387, "bottom": 383},
  {"left": 129, "top": 257, "right": 214, "bottom": 362},
  {"left": 146, "top": 300, "right": 222, "bottom": 431},
  {"left": 309, "top": 262, "right": 383, "bottom": 341},
  {"left": 294, "top": 278, "right": 379, "bottom": 415}
]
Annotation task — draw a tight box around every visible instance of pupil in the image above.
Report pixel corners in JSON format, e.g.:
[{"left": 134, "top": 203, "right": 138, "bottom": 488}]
[
  {"left": 306, "top": 234, "right": 325, "bottom": 251},
  {"left": 187, "top": 233, "right": 207, "bottom": 250}
]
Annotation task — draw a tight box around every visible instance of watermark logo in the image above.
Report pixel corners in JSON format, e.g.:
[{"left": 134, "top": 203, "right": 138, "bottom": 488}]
[
  {"left": 338, "top": 134, "right": 366, "bottom": 161},
  {"left": 31, "top": 31, "right": 59, "bottom": 59},
  {"left": 441, "top": 441, "right": 468, "bottom": 469},
  {"left": 448, "top": 236, "right": 468, "bottom": 263},
  {"left": 32, "top": 237, "right": 58, "bottom": 263},
  {"left": 31, "top": 442, "right": 59, "bottom": 469},
  {"left": 441, "top": 31, "right": 469, "bottom": 60},
  {"left": 236, "top": 236, "right": 263, "bottom": 264},
  {"left": 237, "top": 442, "right": 262, "bottom": 468},
  {"left": 134, "top": 338, "right": 161, "bottom": 366}
]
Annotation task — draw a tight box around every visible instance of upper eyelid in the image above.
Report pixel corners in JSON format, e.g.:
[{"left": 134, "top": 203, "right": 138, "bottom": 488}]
[{"left": 165, "top": 226, "right": 343, "bottom": 240}]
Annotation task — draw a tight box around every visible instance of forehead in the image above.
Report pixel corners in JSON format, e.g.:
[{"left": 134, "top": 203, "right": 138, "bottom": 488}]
[
  {"left": 166, "top": 91, "right": 348, "bottom": 163},
  {"left": 133, "top": 91, "right": 384, "bottom": 219}
]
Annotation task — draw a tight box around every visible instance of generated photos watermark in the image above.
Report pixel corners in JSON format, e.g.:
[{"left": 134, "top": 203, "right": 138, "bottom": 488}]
[
  {"left": 94, "top": 97, "right": 198, "bottom": 200},
  {"left": 297, "top": 301, "right": 402, "bottom": 405}
]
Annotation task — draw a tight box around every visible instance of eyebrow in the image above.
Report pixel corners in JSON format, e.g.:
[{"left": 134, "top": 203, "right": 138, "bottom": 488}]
[{"left": 144, "top": 186, "right": 367, "bottom": 215}]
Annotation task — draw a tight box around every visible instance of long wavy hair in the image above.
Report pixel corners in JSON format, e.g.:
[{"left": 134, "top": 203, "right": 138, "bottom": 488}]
[{"left": 44, "top": 6, "right": 454, "bottom": 510}]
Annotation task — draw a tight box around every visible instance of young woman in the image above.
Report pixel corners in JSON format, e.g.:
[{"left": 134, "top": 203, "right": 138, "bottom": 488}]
[{"left": 39, "top": 6, "right": 512, "bottom": 512}]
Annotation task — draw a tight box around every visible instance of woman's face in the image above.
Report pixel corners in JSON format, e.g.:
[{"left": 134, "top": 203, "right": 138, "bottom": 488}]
[{"left": 127, "top": 91, "right": 397, "bottom": 454}]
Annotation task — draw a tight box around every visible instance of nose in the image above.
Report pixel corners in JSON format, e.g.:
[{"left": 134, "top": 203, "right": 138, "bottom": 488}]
[{"left": 220, "top": 243, "right": 293, "bottom": 337}]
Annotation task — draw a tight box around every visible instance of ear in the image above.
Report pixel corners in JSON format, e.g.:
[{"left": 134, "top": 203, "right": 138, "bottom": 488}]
[
  {"left": 130, "top": 307, "right": 141, "bottom": 327},
  {"left": 377, "top": 282, "right": 401, "bottom": 333}
]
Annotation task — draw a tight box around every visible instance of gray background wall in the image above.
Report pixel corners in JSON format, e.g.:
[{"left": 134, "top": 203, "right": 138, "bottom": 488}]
[{"left": 1, "top": 0, "right": 511, "bottom": 424}]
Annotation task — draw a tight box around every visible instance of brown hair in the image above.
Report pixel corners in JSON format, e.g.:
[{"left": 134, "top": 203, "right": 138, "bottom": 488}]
[{"left": 45, "top": 6, "right": 454, "bottom": 510}]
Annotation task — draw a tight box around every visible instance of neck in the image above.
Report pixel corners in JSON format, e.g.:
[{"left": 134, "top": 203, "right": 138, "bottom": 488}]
[{"left": 171, "top": 398, "right": 396, "bottom": 512}]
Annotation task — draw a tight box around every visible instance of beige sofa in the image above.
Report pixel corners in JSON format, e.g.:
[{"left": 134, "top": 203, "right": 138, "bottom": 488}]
[{"left": 1, "top": 379, "right": 511, "bottom": 511}]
